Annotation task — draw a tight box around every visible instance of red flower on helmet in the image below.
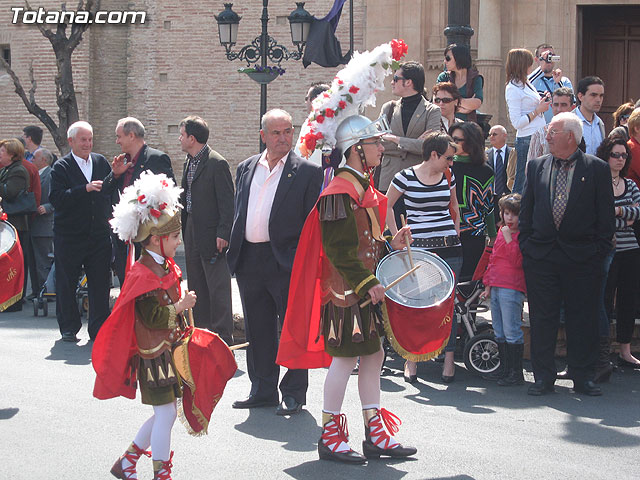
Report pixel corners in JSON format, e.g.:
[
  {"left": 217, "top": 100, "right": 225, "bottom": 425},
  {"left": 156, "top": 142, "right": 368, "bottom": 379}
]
[
  {"left": 159, "top": 202, "right": 167, "bottom": 211},
  {"left": 337, "top": 78, "right": 344, "bottom": 85},
  {"left": 137, "top": 195, "right": 146, "bottom": 204},
  {"left": 150, "top": 208, "right": 161, "bottom": 218},
  {"left": 0, "top": 212, "right": 7, "bottom": 222},
  {"left": 338, "top": 100, "right": 347, "bottom": 109},
  {"left": 391, "top": 39, "right": 408, "bottom": 61},
  {"left": 303, "top": 133, "right": 317, "bottom": 151},
  {"left": 349, "top": 85, "right": 359, "bottom": 94},
  {"left": 325, "top": 108, "right": 335, "bottom": 118},
  {"left": 316, "top": 115, "right": 325, "bottom": 124}
]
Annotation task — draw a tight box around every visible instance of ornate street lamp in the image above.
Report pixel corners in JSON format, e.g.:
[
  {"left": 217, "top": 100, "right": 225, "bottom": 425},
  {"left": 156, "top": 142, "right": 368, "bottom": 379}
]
[{"left": 215, "top": 1, "right": 313, "bottom": 151}]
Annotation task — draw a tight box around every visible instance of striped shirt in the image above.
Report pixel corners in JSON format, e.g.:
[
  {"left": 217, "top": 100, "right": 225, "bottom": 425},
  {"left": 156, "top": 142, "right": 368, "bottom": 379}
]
[
  {"left": 614, "top": 178, "right": 640, "bottom": 252},
  {"left": 390, "top": 167, "right": 457, "bottom": 238}
]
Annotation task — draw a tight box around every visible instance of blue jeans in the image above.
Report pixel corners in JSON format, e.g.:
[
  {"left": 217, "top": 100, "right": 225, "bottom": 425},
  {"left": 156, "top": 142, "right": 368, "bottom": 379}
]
[
  {"left": 512, "top": 135, "right": 532, "bottom": 194},
  {"left": 490, "top": 287, "right": 525, "bottom": 344}
]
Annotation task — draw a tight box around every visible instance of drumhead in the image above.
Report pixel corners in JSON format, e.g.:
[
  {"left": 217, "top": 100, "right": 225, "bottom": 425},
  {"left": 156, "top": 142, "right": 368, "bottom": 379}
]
[
  {"left": 0, "top": 221, "right": 17, "bottom": 255},
  {"left": 376, "top": 249, "right": 455, "bottom": 308}
]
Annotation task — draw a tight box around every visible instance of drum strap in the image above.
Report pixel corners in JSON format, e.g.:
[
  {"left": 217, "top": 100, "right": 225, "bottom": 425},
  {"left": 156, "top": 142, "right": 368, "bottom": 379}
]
[{"left": 335, "top": 172, "right": 385, "bottom": 241}]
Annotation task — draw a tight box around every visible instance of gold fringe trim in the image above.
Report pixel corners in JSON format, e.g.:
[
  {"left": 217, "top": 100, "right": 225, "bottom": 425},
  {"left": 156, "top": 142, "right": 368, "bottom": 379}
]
[
  {"left": 0, "top": 292, "right": 23, "bottom": 312},
  {"left": 381, "top": 305, "right": 448, "bottom": 362},
  {"left": 354, "top": 274, "right": 376, "bottom": 296}
]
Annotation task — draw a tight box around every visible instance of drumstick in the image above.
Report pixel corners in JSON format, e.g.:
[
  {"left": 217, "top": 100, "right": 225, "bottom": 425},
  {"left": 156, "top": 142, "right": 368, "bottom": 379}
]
[
  {"left": 360, "top": 264, "right": 422, "bottom": 307},
  {"left": 230, "top": 342, "right": 250, "bottom": 351},
  {"left": 400, "top": 214, "right": 415, "bottom": 274}
]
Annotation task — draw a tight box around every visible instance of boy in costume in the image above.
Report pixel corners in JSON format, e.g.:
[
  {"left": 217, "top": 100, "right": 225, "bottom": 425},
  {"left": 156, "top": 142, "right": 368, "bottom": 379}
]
[
  {"left": 277, "top": 40, "right": 418, "bottom": 463},
  {"left": 92, "top": 172, "right": 236, "bottom": 479}
]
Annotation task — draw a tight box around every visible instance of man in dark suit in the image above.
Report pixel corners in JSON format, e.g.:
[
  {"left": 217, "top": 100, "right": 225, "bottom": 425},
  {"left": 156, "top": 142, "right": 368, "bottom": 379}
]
[
  {"left": 486, "top": 125, "right": 516, "bottom": 223},
  {"left": 519, "top": 112, "right": 615, "bottom": 396},
  {"left": 227, "top": 109, "right": 323, "bottom": 415},
  {"left": 28, "top": 148, "right": 55, "bottom": 291},
  {"left": 50, "top": 121, "right": 122, "bottom": 342},
  {"left": 107, "top": 117, "right": 176, "bottom": 286},
  {"left": 179, "top": 115, "right": 234, "bottom": 346}
]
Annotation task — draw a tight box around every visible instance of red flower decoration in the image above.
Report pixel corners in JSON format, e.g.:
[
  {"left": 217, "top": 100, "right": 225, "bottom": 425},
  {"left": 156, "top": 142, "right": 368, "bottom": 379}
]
[
  {"left": 391, "top": 38, "right": 408, "bottom": 61},
  {"left": 316, "top": 132, "right": 324, "bottom": 139},
  {"left": 150, "top": 208, "right": 161, "bottom": 218},
  {"left": 0, "top": 212, "right": 7, "bottom": 221},
  {"left": 325, "top": 108, "right": 335, "bottom": 118},
  {"left": 303, "top": 134, "right": 317, "bottom": 151},
  {"left": 159, "top": 202, "right": 167, "bottom": 211},
  {"left": 349, "top": 85, "right": 360, "bottom": 94},
  {"left": 338, "top": 100, "right": 347, "bottom": 109},
  {"left": 316, "top": 115, "right": 325, "bottom": 124},
  {"left": 337, "top": 79, "right": 344, "bottom": 85},
  {"left": 323, "top": 92, "right": 330, "bottom": 98},
  {"left": 161, "top": 180, "right": 168, "bottom": 187},
  {"left": 137, "top": 195, "right": 146, "bottom": 204}
]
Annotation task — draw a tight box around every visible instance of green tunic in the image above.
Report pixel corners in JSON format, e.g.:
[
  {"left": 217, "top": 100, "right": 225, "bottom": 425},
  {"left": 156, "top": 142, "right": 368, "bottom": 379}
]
[
  {"left": 135, "top": 256, "right": 183, "bottom": 406},
  {"left": 320, "top": 168, "right": 386, "bottom": 357}
]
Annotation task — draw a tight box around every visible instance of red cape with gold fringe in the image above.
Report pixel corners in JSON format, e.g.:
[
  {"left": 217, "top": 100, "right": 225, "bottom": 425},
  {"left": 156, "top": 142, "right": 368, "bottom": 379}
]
[
  {"left": 276, "top": 175, "right": 387, "bottom": 370},
  {"left": 92, "top": 258, "right": 236, "bottom": 435},
  {"left": 0, "top": 219, "right": 24, "bottom": 312}
]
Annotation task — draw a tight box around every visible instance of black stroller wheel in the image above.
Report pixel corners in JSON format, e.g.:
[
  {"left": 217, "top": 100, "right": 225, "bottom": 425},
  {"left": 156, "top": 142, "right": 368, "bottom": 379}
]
[{"left": 463, "top": 332, "right": 499, "bottom": 375}]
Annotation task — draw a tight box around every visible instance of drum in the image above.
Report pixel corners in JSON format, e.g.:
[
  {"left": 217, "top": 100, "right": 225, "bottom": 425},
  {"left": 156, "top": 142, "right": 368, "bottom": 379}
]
[
  {"left": 0, "top": 221, "right": 24, "bottom": 312},
  {"left": 376, "top": 249, "right": 456, "bottom": 361}
]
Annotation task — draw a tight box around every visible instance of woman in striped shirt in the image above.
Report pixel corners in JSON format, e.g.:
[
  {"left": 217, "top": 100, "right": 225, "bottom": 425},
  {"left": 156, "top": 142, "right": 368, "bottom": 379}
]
[
  {"left": 597, "top": 136, "right": 640, "bottom": 369},
  {"left": 386, "top": 132, "right": 461, "bottom": 384}
]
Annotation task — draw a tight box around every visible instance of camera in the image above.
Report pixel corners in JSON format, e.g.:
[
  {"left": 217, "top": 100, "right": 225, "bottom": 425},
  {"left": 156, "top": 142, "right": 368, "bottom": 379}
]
[{"left": 543, "top": 53, "right": 560, "bottom": 63}]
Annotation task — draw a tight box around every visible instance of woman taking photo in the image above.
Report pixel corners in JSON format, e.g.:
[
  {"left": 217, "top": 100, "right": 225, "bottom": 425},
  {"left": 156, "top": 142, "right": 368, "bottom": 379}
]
[
  {"left": 449, "top": 122, "right": 496, "bottom": 282},
  {"left": 433, "top": 82, "right": 462, "bottom": 133},
  {"left": 437, "top": 44, "right": 483, "bottom": 122},
  {"left": 0, "top": 138, "right": 31, "bottom": 312},
  {"left": 597, "top": 137, "right": 640, "bottom": 369},
  {"left": 505, "top": 48, "right": 548, "bottom": 194},
  {"left": 386, "top": 132, "right": 461, "bottom": 383}
]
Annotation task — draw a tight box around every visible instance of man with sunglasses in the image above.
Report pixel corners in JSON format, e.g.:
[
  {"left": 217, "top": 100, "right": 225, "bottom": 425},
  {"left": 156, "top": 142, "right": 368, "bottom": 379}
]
[
  {"left": 528, "top": 43, "right": 573, "bottom": 123},
  {"left": 378, "top": 61, "right": 440, "bottom": 225}
]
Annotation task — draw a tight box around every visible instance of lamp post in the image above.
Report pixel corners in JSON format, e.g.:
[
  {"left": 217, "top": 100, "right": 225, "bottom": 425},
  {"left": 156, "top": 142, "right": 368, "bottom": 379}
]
[{"left": 215, "top": 2, "right": 313, "bottom": 151}]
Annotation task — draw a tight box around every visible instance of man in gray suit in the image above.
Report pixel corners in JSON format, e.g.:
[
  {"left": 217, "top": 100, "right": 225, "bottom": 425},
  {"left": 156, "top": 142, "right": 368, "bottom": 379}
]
[{"left": 28, "top": 148, "right": 54, "bottom": 291}]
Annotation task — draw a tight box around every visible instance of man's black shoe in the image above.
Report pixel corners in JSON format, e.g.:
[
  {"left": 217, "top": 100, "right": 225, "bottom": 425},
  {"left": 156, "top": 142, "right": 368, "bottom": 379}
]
[
  {"left": 527, "top": 380, "right": 555, "bottom": 396},
  {"left": 276, "top": 395, "right": 304, "bottom": 416},
  {"left": 232, "top": 395, "right": 279, "bottom": 409},
  {"left": 61, "top": 332, "right": 79, "bottom": 343},
  {"left": 573, "top": 380, "right": 602, "bottom": 396}
]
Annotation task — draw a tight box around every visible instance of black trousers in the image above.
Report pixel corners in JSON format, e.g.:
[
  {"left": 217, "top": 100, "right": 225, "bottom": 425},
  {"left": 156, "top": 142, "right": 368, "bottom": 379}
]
[
  {"left": 234, "top": 241, "right": 308, "bottom": 404},
  {"left": 111, "top": 233, "right": 141, "bottom": 288},
  {"left": 604, "top": 248, "right": 640, "bottom": 344},
  {"left": 523, "top": 249, "right": 602, "bottom": 383},
  {"left": 54, "top": 234, "right": 111, "bottom": 339},
  {"left": 183, "top": 215, "right": 233, "bottom": 345},
  {"left": 459, "top": 231, "right": 486, "bottom": 282}
]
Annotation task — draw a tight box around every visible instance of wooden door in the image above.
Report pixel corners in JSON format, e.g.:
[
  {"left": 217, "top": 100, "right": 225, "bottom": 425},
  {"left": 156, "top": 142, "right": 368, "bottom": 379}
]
[{"left": 581, "top": 6, "right": 640, "bottom": 133}]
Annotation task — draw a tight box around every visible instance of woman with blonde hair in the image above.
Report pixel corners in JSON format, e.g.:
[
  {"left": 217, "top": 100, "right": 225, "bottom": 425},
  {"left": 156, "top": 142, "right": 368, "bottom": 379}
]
[{"left": 505, "top": 48, "right": 549, "bottom": 194}]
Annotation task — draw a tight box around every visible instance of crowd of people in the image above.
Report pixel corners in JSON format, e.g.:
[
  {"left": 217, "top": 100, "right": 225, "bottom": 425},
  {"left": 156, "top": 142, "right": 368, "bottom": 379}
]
[{"left": 1, "top": 39, "right": 640, "bottom": 476}]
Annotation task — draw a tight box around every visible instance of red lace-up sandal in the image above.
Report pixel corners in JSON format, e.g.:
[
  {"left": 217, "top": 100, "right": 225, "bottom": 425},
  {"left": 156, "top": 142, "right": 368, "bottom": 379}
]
[
  {"left": 362, "top": 408, "right": 417, "bottom": 459},
  {"left": 110, "top": 442, "right": 151, "bottom": 479},
  {"left": 152, "top": 451, "right": 174, "bottom": 480},
  {"left": 317, "top": 412, "right": 366, "bottom": 464}
]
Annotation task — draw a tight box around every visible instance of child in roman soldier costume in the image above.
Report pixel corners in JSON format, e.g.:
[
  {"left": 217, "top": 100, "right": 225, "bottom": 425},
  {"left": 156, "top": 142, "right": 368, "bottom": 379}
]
[
  {"left": 277, "top": 40, "right": 418, "bottom": 463},
  {"left": 92, "top": 172, "right": 236, "bottom": 480}
]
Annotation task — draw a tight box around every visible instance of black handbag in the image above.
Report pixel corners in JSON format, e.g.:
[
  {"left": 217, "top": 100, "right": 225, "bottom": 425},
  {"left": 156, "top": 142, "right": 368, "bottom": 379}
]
[{"left": 2, "top": 190, "right": 37, "bottom": 215}]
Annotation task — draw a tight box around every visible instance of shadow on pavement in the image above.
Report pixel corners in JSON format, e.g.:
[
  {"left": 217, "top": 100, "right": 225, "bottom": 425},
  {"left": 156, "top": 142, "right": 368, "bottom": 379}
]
[
  {"left": 0, "top": 408, "right": 19, "bottom": 420},
  {"left": 46, "top": 339, "right": 92, "bottom": 366},
  {"left": 235, "top": 408, "right": 318, "bottom": 453},
  {"left": 284, "top": 457, "right": 419, "bottom": 480}
]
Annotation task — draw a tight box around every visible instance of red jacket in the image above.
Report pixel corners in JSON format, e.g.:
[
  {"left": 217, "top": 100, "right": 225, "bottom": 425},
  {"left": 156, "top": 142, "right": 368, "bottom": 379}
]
[
  {"left": 483, "top": 229, "right": 526, "bottom": 294},
  {"left": 627, "top": 136, "right": 640, "bottom": 189}
]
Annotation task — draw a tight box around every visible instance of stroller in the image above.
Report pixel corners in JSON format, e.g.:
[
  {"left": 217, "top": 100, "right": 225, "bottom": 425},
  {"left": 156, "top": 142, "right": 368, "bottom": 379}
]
[{"left": 33, "top": 257, "right": 89, "bottom": 318}]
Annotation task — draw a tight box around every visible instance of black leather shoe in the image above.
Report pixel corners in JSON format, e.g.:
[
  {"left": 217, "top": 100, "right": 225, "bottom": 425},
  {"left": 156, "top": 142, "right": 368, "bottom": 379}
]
[
  {"left": 617, "top": 356, "right": 640, "bottom": 369},
  {"left": 362, "top": 439, "right": 417, "bottom": 459},
  {"left": 318, "top": 440, "right": 366, "bottom": 464},
  {"left": 441, "top": 373, "right": 455, "bottom": 384},
  {"left": 403, "top": 362, "right": 417, "bottom": 384},
  {"left": 232, "top": 395, "right": 279, "bottom": 409},
  {"left": 573, "top": 380, "right": 603, "bottom": 396},
  {"left": 61, "top": 332, "right": 79, "bottom": 343},
  {"left": 527, "top": 380, "right": 555, "bottom": 396},
  {"left": 275, "top": 395, "right": 303, "bottom": 416}
]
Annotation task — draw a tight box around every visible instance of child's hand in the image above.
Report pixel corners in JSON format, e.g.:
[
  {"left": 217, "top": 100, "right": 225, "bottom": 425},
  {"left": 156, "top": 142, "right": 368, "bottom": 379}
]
[
  {"left": 177, "top": 291, "right": 197, "bottom": 312},
  {"left": 480, "top": 287, "right": 491, "bottom": 300},
  {"left": 501, "top": 225, "right": 513, "bottom": 243}
]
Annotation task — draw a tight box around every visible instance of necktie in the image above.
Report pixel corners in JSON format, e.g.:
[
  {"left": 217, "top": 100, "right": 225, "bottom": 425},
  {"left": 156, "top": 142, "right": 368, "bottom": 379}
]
[
  {"left": 494, "top": 149, "right": 506, "bottom": 196},
  {"left": 552, "top": 159, "right": 571, "bottom": 229}
]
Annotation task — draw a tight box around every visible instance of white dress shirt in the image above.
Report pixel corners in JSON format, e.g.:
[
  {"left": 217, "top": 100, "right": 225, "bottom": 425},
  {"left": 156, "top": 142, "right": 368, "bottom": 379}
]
[
  {"left": 244, "top": 151, "right": 287, "bottom": 243},
  {"left": 72, "top": 152, "right": 93, "bottom": 182}
]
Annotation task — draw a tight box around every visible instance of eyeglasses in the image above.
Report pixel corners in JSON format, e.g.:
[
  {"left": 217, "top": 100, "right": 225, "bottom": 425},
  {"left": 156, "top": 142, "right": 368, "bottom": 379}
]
[
  {"left": 440, "top": 155, "right": 455, "bottom": 161},
  {"left": 610, "top": 152, "right": 629, "bottom": 159},
  {"left": 361, "top": 139, "right": 383, "bottom": 146},
  {"left": 445, "top": 55, "right": 452, "bottom": 62},
  {"left": 434, "top": 97, "right": 455, "bottom": 104},
  {"left": 452, "top": 136, "right": 464, "bottom": 143},
  {"left": 392, "top": 75, "right": 405, "bottom": 83},
  {"left": 488, "top": 132, "right": 500, "bottom": 137},
  {"left": 547, "top": 128, "right": 568, "bottom": 137},
  {"left": 621, "top": 114, "right": 631, "bottom": 120}
]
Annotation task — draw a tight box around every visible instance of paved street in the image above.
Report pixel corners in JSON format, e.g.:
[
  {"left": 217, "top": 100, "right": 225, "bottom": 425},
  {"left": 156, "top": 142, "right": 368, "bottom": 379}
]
[{"left": 2, "top": 296, "right": 640, "bottom": 480}]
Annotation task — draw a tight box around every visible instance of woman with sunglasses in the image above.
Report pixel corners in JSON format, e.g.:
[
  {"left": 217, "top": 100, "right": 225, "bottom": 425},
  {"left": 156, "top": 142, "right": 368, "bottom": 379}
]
[
  {"left": 432, "top": 82, "right": 463, "bottom": 133},
  {"left": 505, "top": 48, "right": 548, "bottom": 194},
  {"left": 437, "top": 44, "right": 483, "bottom": 122},
  {"left": 386, "top": 132, "right": 461, "bottom": 384},
  {"left": 596, "top": 136, "right": 640, "bottom": 370}
]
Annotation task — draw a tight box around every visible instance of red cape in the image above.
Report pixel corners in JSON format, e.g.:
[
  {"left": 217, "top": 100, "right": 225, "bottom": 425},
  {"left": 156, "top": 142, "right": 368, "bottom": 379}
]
[
  {"left": 92, "top": 258, "right": 182, "bottom": 400},
  {"left": 0, "top": 220, "right": 24, "bottom": 312},
  {"left": 276, "top": 175, "right": 387, "bottom": 369}
]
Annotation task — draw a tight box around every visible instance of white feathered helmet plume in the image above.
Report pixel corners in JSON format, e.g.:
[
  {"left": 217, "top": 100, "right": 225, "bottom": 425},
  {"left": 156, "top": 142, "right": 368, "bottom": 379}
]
[
  {"left": 110, "top": 171, "right": 183, "bottom": 243},
  {"left": 297, "top": 39, "right": 408, "bottom": 160}
]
